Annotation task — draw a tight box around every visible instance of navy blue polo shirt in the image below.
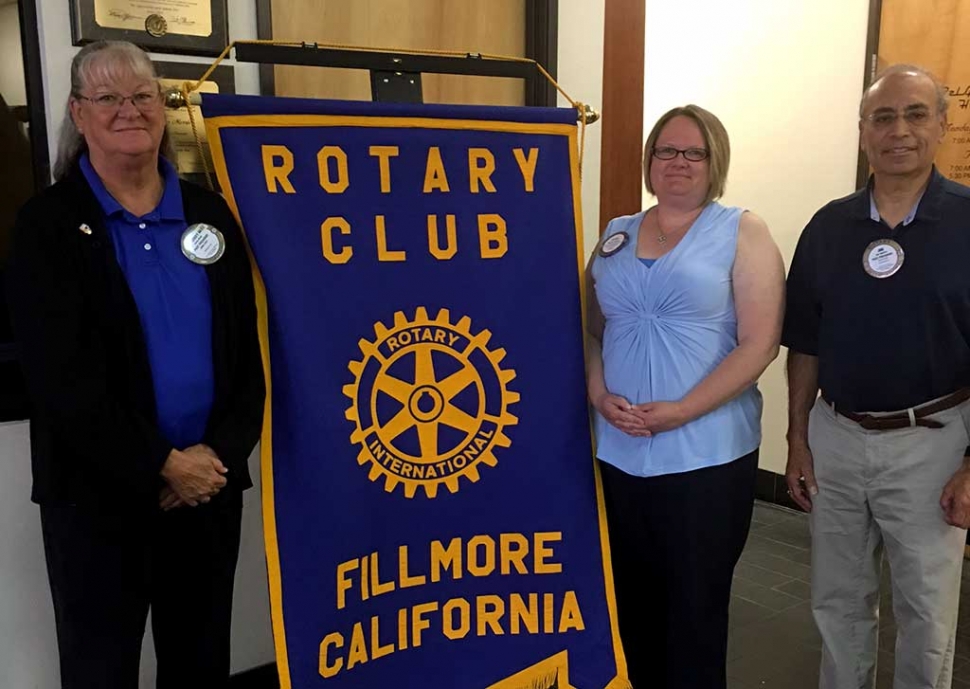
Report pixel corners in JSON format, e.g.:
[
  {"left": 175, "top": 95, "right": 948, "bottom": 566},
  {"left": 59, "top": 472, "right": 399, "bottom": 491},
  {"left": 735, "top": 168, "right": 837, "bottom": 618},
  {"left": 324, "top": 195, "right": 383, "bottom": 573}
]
[
  {"left": 81, "top": 154, "right": 214, "bottom": 448},
  {"left": 783, "top": 168, "right": 970, "bottom": 412}
]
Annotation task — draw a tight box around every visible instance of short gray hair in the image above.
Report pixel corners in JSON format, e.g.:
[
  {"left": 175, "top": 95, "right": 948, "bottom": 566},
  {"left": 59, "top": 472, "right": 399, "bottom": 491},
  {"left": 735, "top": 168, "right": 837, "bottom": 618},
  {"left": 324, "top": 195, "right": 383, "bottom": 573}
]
[
  {"left": 859, "top": 64, "right": 949, "bottom": 118},
  {"left": 53, "top": 41, "right": 174, "bottom": 181}
]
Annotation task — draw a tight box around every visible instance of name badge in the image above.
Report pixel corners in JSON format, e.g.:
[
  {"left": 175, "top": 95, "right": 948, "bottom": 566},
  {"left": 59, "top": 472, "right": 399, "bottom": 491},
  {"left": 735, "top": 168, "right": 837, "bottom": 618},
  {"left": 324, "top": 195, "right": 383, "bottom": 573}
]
[
  {"left": 181, "top": 223, "right": 226, "bottom": 265},
  {"left": 863, "top": 239, "right": 904, "bottom": 279},
  {"left": 599, "top": 232, "right": 629, "bottom": 257}
]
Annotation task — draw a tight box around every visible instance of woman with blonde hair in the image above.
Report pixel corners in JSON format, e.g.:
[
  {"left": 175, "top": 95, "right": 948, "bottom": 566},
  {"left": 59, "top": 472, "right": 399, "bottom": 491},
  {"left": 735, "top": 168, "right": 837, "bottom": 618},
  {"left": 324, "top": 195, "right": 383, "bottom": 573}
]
[{"left": 587, "top": 105, "right": 785, "bottom": 688}]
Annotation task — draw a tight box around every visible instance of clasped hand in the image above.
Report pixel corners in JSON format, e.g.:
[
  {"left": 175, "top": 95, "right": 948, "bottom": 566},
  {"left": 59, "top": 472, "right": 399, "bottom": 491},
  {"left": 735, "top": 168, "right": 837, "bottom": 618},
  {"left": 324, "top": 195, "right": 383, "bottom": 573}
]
[
  {"left": 159, "top": 444, "right": 228, "bottom": 510},
  {"left": 593, "top": 394, "right": 689, "bottom": 437}
]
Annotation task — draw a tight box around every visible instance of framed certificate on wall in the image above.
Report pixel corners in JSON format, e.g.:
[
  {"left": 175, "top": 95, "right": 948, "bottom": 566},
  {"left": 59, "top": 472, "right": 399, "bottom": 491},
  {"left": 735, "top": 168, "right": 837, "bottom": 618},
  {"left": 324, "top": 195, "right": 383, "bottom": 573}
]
[{"left": 70, "top": 0, "right": 228, "bottom": 56}]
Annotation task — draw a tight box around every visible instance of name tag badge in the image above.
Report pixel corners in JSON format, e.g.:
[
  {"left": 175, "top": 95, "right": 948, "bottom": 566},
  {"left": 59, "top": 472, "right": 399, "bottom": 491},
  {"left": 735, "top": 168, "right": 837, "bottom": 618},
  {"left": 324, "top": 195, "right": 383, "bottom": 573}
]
[
  {"left": 181, "top": 223, "right": 226, "bottom": 265},
  {"left": 863, "top": 239, "right": 904, "bottom": 279},
  {"left": 599, "top": 231, "right": 629, "bottom": 257}
]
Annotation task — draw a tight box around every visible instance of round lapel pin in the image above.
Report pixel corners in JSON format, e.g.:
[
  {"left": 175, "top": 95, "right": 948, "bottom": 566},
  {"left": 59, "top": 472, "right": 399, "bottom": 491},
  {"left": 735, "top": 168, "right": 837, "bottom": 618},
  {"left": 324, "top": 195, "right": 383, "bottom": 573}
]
[{"left": 181, "top": 223, "right": 226, "bottom": 265}]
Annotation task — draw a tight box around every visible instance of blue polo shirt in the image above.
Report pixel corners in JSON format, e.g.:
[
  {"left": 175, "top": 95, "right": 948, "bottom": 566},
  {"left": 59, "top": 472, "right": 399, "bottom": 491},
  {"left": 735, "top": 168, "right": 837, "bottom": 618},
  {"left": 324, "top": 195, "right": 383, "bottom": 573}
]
[
  {"left": 783, "top": 169, "right": 970, "bottom": 412},
  {"left": 81, "top": 154, "right": 214, "bottom": 449}
]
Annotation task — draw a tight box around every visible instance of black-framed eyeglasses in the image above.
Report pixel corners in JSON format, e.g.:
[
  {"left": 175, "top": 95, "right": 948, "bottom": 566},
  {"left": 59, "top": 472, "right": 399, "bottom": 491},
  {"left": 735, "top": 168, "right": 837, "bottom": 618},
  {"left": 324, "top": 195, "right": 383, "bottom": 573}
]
[
  {"left": 651, "top": 146, "right": 710, "bottom": 162},
  {"left": 863, "top": 107, "right": 936, "bottom": 129},
  {"left": 74, "top": 91, "right": 161, "bottom": 112}
]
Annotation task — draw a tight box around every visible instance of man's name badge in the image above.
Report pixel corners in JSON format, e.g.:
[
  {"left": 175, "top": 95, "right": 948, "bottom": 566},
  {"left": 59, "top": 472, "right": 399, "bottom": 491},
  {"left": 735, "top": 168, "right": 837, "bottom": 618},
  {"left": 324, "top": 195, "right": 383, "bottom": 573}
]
[
  {"left": 863, "top": 239, "right": 904, "bottom": 279},
  {"left": 181, "top": 224, "right": 225, "bottom": 265},
  {"left": 599, "top": 232, "right": 629, "bottom": 257}
]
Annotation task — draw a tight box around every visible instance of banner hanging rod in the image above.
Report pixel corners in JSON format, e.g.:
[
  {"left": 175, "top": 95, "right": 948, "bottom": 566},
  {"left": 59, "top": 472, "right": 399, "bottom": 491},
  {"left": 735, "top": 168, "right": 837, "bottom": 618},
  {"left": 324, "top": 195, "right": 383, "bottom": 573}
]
[
  {"left": 234, "top": 43, "right": 539, "bottom": 81},
  {"left": 166, "top": 41, "right": 600, "bottom": 126}
]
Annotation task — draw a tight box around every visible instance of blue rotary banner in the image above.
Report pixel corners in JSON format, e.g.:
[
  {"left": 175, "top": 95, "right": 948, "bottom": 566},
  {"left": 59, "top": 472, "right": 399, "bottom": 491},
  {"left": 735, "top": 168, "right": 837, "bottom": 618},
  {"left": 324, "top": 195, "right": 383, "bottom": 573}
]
[{"left": 203, "top": 94, "right": 628, "bottom": 689}]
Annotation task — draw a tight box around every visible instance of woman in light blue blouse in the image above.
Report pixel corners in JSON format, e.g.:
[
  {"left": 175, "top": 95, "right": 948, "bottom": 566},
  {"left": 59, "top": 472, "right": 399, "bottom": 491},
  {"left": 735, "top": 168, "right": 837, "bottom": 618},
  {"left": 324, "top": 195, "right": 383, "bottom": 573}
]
[{"left": 587, "top": 105, "right": 785, "bottom": 689}]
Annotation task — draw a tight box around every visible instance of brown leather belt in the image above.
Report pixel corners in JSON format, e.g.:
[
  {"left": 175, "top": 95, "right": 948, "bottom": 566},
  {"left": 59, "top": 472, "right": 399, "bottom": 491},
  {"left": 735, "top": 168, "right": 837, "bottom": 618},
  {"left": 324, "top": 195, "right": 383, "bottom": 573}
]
[{"left": 823, "top": 388, "right": 970, "bottom": 431}]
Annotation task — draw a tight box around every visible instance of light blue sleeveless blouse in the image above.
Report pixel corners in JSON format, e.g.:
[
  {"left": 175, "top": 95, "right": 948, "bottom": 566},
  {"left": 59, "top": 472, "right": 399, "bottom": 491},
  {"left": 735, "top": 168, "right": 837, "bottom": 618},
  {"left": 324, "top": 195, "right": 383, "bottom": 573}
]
[{"left": 591, "top": 203, "right": 762, "bottom": 477}]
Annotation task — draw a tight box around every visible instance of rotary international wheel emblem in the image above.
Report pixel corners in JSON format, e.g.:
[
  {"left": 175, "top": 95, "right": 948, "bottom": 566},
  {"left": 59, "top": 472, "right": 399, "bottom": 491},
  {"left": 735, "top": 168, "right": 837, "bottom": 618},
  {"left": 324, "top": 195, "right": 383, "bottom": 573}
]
[{"left": 344, "top": 308, "right": 519, "bottom": 498}]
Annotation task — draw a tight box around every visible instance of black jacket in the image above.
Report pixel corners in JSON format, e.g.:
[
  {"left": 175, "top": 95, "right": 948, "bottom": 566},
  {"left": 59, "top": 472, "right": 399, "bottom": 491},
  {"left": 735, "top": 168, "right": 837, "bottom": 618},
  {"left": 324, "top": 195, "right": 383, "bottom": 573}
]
[{"left": 6, "top": 164, "right": 265, "bottom": 507}]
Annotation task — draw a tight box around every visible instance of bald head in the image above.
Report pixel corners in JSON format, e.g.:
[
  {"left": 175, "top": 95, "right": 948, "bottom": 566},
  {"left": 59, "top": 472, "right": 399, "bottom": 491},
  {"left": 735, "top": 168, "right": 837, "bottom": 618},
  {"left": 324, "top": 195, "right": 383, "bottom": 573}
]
[{"left": 860, "top": 64, "right": 949, "bottom": 119}]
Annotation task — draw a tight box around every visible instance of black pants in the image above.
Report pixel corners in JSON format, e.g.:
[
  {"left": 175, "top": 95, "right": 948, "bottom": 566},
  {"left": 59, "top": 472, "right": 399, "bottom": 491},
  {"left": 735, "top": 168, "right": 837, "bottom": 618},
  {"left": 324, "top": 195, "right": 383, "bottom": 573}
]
[
  {"left": 601, "top": 450, "right": 758, "bottom": 689},
  {"left": 40, "top": 492, "right": 243, "bottom": 689}
]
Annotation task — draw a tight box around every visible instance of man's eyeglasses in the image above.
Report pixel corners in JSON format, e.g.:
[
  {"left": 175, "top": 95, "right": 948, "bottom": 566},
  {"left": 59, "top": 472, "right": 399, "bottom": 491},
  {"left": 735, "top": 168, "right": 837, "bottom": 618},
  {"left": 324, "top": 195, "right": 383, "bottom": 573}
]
[
  {"left": 75, "top": 91, "right": 161, "bottom": 112},
  {"left": 863, "top": 107, "right": 936, "bottom": 129},
  {"left": 651, "top": 146, "right": 710, "bottom": 162}
]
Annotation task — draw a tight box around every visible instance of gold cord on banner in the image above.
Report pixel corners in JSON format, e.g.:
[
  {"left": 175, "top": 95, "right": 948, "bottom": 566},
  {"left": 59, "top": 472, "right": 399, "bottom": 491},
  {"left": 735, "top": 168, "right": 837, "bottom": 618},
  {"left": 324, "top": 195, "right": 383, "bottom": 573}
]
[
  {"left": 172, "top": 39, "right": 599, "bottom": 190},
  {"left": 179, "top": 82, "right": 212, "bottom": 188}
]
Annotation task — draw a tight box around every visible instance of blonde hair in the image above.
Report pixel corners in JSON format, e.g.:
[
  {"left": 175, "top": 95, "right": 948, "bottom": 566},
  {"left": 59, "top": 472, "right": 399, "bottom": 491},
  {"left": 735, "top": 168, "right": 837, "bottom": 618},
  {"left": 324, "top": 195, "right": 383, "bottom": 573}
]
[
  {"left": 642, "top": 104, "right": 730, "bottom": 204},
  {"left": 54, "top": 41, "right": 174, "bottom": 181}
]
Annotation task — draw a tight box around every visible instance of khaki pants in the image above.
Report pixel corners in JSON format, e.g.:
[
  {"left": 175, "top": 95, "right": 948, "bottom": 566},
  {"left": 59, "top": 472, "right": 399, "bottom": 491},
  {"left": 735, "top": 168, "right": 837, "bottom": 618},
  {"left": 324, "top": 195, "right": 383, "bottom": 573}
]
[{"left": 808, "top": 397, "right": 969, "bottom": 689}]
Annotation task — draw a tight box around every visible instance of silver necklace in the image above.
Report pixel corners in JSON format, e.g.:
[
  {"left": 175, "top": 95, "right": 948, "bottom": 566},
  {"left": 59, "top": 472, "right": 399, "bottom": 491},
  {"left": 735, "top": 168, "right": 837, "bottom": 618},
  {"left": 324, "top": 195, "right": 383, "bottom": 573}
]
[
  {"left": 654, "top": 212, "right": 670, "bottom": 244},
  {"left": 654, "top": 210, "right": 697, "bottom": 244}
]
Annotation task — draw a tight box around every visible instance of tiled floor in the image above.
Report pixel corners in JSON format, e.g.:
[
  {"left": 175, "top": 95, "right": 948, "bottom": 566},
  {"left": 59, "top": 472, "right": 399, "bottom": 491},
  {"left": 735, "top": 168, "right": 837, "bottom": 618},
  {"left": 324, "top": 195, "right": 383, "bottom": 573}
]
[{"left": 727, "top": 502, "right": 970, "bottom": 689}]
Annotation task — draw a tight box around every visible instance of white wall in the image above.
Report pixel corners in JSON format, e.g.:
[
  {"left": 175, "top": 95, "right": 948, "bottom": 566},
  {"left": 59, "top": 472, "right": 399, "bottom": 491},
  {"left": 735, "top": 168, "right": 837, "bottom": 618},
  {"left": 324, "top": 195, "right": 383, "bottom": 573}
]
[
  {"left": 0, "top": 4, "right": 27, "bottom": 105},
  {"left": 558, "top": 0, "right": 606, "bottom": 255},
  {"left": 0, "top": 421, "right": 56, "bottom": 688},
  {"left": 642, "top": 0, "right": 870, "bottom": 472}
]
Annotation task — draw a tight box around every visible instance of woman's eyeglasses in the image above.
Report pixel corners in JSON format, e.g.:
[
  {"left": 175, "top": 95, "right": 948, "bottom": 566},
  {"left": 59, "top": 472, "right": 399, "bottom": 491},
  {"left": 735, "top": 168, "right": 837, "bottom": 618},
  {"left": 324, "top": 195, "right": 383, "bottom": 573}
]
[
  {"left": 75, "top": 91, "right": 161, "bottom": 112},
  {"left": 651, "top": 146, "right": 710, "bottom": 162}
]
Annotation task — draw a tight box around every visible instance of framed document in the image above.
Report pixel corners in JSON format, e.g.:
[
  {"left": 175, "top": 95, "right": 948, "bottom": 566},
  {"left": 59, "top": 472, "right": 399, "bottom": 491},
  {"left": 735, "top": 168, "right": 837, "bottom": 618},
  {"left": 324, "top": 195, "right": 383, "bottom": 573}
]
[
  {"left": 71, "top": 0, "right": 228, "bottom": 56},
  {"left": 155, "top": 61, "right": 234, "bottom": 188}
]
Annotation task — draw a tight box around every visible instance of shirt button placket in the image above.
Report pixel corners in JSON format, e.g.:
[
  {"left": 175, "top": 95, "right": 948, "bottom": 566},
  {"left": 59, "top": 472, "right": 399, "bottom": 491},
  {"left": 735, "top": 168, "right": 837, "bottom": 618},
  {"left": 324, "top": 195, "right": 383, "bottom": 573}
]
[{"left": 138, "top": 221, "right": 157, "bottom": 262}]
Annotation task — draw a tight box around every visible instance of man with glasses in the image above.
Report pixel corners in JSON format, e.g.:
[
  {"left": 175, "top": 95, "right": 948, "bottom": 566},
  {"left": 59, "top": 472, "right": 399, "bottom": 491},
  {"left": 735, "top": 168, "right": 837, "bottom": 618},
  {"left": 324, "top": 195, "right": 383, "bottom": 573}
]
[{"left": 784, "top": 64, "right": 970, "bottom": 689}]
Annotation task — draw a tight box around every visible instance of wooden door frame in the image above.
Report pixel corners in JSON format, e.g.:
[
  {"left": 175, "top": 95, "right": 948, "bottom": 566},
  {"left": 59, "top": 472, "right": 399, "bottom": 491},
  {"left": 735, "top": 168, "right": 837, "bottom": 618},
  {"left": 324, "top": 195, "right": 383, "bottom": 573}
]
[
  {"left": 17, "top": 0, "right": 50, "bottom": 188},
  {"left": 254, "top": 0, "right": 559, "bottom": 106},
  {"left": 857, "top": 0, "right": 883, "bottom": 188},
  {"left": 1, "top": 0, "right": 49, "bottom": 422},
  {"left": 526, "top": 0, "right": 558, "bottom": 106},
  {"left": 598, "top": 0, "right": 646, "bottom": 234}
]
